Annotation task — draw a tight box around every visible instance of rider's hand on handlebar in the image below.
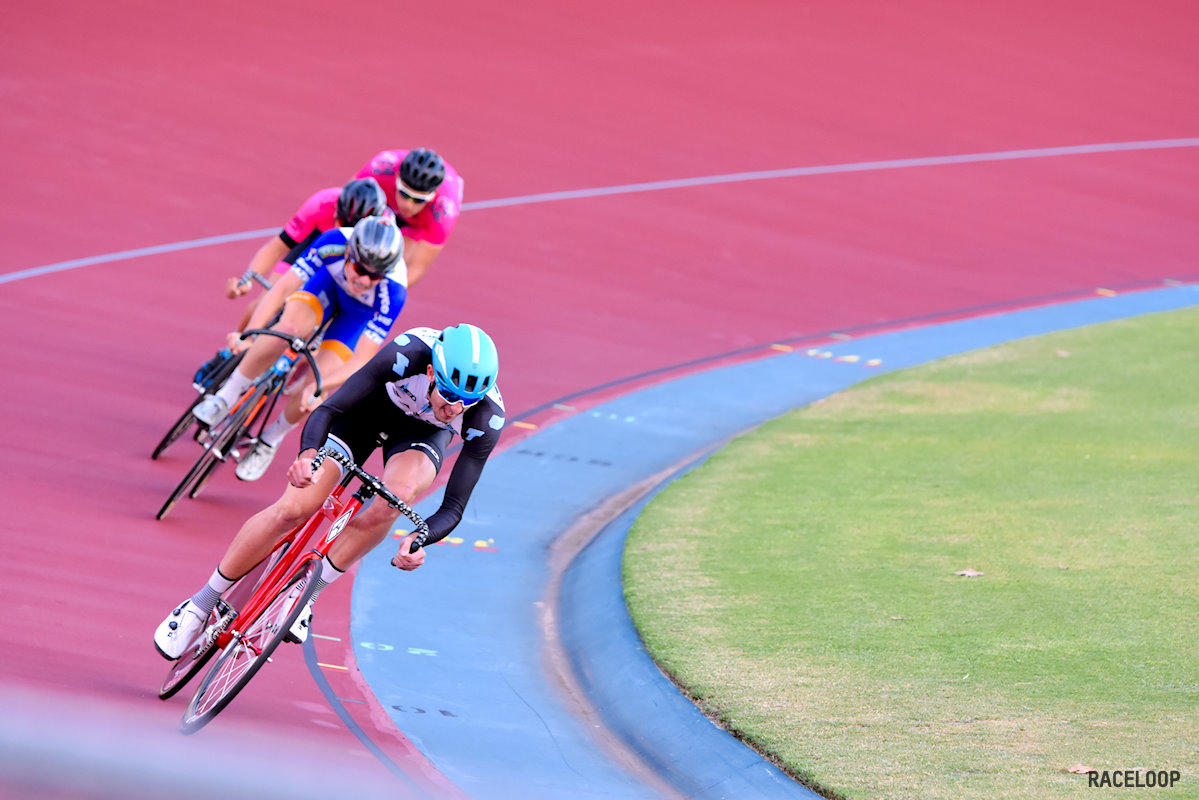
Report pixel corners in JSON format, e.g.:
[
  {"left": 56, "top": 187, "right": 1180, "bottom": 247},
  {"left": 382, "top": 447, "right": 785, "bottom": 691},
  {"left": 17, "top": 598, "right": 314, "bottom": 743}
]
[
  {"left": 391, "top": 531, "right": 426, "bottom": 571},
  {"left": 226, "top": 276, "right": 252, "bottom": 299},
  {"left": 287, "top": 452, "right": 318, "bottom": 488},
  {"left": 300, "top": 383, "right": 324, "bottom": 413},
  {"left": 226, "top": 331, "right": 252, "bottom": 354}
]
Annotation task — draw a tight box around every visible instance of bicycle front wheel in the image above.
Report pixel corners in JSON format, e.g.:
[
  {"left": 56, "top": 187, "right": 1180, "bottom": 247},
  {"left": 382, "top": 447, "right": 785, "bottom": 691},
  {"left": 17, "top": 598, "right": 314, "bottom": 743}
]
[
  {"left": 156, "top": 386, "right": 264, "bottom": 519},
  {"left": 187, "top": 449, "right": 225, "bottom": 500},
  {"left": 187, "top": 389, "right": 264, "bottom": 500},
  {"left": 157, "top": 446, "right": 219, "bottom": 520},
  {"left": 180, "top": 558, "right": 321, "bottom": 734}
]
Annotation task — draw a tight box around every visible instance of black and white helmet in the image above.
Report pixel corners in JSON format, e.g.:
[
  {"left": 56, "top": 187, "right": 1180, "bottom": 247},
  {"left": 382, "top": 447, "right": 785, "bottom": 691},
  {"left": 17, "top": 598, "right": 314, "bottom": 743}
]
[
  {"left": 336, "top": 177, "right": 389, "bottom": 226},
  {"left": 346, "top": 216, "right": 403, "bottom": 276}
]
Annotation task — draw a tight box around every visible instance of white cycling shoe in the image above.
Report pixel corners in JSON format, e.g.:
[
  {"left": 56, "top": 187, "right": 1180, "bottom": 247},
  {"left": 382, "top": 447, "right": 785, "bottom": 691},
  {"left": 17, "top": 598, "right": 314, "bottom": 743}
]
[
  {"left": 236, "top": 440, "right": 278, "bottom": 481},
  {"left": 154, "top": 599, "right": 205, "bottom": 660},
  {"left": 193, "top": 395, "right": 229, "bottom": 427}
]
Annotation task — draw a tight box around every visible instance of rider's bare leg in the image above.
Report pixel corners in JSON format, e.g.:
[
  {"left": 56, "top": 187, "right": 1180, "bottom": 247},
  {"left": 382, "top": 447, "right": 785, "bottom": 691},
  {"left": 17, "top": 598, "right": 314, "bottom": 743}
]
[{"left": 217, "top": 461, "right": 342, "bottom": 580}]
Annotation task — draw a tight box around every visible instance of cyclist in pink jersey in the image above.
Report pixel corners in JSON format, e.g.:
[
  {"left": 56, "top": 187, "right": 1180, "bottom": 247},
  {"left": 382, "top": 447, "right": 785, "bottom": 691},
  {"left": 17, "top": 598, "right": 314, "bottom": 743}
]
[
  {"left": 224, "top": 177, "right": 391, "bottom": 301},
  {"left": 355, "top": 148, "right": 463, "bottom": 285}
]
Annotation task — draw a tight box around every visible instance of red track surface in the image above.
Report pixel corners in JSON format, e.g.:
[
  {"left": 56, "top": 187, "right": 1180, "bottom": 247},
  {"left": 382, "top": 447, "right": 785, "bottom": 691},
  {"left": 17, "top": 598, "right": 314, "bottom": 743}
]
[{"left": 2, "top": 2, "right": 1197, "bottom": 796}]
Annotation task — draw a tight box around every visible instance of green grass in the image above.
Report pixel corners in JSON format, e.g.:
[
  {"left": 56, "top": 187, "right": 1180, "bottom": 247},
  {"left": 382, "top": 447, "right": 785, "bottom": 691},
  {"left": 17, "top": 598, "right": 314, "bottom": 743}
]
[{"left": 624, "top": 307, "right": 1199, "bottom": 800}]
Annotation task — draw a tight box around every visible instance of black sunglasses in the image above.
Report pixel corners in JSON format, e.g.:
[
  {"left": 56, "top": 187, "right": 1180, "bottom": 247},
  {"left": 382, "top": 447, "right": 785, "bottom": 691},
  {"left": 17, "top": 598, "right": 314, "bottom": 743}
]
[{"left": 348, "top": 259, "right": 386, "bottom": 282}]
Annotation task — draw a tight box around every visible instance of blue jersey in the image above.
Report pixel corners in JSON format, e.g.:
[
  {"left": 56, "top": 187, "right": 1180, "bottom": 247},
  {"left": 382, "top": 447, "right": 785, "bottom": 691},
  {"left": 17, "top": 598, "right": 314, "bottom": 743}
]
[{"left": 290, "top": 228, "right": 407, "bottom": 353}]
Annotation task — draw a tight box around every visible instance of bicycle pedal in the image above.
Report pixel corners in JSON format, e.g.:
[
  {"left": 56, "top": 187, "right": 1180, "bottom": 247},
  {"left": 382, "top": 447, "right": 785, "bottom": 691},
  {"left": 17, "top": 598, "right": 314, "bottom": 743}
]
[{"left": 212, "top": 602, "right": 237, "bottom": 629}]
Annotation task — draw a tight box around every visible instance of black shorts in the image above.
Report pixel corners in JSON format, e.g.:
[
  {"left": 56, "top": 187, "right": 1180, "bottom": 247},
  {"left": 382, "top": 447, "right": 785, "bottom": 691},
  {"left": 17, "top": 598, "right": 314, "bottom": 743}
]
[{"left": 324, "top": 392, "right": 452, "bottom": 474}]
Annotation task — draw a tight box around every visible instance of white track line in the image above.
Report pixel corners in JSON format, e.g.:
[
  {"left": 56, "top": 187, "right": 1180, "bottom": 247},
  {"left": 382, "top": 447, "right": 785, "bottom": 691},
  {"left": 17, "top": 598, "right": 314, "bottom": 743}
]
[{"left": 4, "top": 137, "right": 1197, "bottom": 285}]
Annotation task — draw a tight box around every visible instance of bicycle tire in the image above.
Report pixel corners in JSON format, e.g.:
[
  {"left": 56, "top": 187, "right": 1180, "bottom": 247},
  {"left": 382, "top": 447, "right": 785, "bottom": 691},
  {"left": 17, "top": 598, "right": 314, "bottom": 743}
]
[
  {"left": 180, "top": 558, "right": 321, "bottom": 734},
  {"left": 156, "top": 386, "right": 263, "bottom": 518},
  {"left": 158, "top": 599, "right": 231, "bottom": 700},
  {"left": 190, "top": 384, "right": 273, "bottom": 499},
  {"left": 157, "top": 552, "right": 276, "bottom": 700},
  {"left": 152, "top": 351, "right": 245, "bottom": 460},
  {"left": 156, "top": 446, "right": 219, "bottom": 520},
  {"left": 187, "top": 448, "right": 225, "bottom": 499},
  {"left": 151, "top": 395, "right": 203, "bottom": 461}
]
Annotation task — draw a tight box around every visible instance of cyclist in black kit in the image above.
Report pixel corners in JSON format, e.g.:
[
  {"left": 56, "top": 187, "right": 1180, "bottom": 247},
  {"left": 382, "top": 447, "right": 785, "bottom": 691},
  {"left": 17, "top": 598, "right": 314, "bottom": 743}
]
[{"left": 155, "top": 323, "right": 504, "bottom": 659}]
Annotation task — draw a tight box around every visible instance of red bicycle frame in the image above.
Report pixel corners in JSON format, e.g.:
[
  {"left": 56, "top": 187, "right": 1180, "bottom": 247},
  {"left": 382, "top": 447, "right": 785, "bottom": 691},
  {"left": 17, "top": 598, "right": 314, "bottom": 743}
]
[
  {"left": 211, "top": 476, "right": 358, "bottom": 652},
  {"left": 168, "top": 447, "right": 428, "bottom": 732}
]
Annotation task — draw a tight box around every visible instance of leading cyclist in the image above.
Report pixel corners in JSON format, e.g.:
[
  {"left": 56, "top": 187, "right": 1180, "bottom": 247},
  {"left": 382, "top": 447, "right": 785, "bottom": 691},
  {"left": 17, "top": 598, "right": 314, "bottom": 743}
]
[{"left": 155, "top": 323, "right": 504, "bottom": 659}]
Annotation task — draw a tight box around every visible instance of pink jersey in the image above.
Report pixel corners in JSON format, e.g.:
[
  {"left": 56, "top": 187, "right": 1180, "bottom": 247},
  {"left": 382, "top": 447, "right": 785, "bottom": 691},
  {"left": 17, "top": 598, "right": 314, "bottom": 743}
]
[
  {"left": 354, "top": 150, "right": 464, "bottom": 246},
  {"left": 282, "top": 186, "right": 341, "bottom": 249},
  {"left": 274, "top": 184, "right": 394, "bottom": 274}
]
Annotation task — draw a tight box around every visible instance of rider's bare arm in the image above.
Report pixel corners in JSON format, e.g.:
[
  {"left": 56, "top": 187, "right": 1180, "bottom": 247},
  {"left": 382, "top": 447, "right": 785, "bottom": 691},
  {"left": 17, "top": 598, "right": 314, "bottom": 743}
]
[
  {"left": 229, "top": 269, "right": 306, "bottom": 351},
  {"left": 401, "top": 238, "right": 444, "bottom": 287},
  {"left": 227, "top": 236, "right": 290, "bottom": 298}
]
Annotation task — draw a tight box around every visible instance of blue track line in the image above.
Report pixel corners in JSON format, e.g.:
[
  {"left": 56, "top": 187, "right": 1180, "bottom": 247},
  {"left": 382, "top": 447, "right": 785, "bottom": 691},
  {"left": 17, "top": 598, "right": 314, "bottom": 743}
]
[{"left": 300, "top": 636, "right": 438, "bottom": 799}]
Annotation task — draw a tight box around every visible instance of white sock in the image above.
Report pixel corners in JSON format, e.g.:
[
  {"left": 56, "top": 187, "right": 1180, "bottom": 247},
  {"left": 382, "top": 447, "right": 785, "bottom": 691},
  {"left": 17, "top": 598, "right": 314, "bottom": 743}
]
[
  {"left": 215, "top": 367, "right": 255, "bottom": 407},
  {"left": 190, "top": 568, "right": 237, "bottom": 615},
  {"left": 310, "top": 554, "right": 345, "bottom": 603},
  {"left": 260, "top": 411, "right": 300, "bottom": 448}
]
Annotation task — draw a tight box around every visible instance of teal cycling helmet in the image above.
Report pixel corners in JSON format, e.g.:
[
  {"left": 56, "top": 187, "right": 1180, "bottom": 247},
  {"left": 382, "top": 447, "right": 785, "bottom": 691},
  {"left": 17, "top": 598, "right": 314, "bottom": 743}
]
[{"left": 431, "top": 324, "right": 499, "bottom": 404}]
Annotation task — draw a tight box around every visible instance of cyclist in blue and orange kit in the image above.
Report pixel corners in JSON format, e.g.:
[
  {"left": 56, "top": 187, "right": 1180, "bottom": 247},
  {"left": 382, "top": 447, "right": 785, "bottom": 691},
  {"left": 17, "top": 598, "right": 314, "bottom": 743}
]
[
  {"left": 193, "top": 215, "right": 408, "bottom": 481},
  {"left": 189, "top": 177, "right": 393, "bottom": 389}
]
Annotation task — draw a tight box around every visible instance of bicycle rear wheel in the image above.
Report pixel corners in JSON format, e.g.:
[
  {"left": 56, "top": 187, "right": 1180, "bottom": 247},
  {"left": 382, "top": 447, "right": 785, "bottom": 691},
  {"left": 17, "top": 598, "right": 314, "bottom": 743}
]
[
  {"left": 180, "top": 558, "right": 321, "bottom": 734},
  {"left": 151, "top": 395, "right": 203, "bottom": 461},
  {"left": 152, "top": 351, "right": 244, "bottom": 460}
]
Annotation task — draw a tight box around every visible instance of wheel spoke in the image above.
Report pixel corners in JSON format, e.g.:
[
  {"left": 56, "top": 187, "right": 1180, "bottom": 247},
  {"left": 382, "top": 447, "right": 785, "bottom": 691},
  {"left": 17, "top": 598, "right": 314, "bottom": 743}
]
[{"left": 180, "top": 559, "right": 320, "bottom": 733}]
